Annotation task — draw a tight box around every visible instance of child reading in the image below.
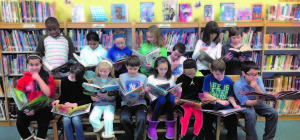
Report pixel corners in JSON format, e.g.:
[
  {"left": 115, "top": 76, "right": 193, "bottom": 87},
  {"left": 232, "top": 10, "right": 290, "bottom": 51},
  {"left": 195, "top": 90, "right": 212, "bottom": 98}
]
[
  {"left": 16, "top": 54, "right": 56, "bottom": 140},
  {"left": 168, "top": 43, "right": 187, "bottom": 77}
]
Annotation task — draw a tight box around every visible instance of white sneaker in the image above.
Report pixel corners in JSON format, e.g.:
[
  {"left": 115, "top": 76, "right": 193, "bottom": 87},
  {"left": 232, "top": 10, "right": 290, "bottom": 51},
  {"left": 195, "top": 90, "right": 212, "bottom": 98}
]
[
  {"left": 33, "top": 136, "right": 45, "bottom": 140},
  {"left": 21, "top": 134, "right": 34, "bottom": 140}
]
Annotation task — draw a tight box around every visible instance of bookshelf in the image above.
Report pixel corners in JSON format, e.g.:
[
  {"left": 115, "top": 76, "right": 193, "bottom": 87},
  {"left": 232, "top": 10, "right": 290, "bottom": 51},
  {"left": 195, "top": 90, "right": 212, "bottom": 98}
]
[{"left": 1, "top": 19, "right": 300, "bottom": 126}]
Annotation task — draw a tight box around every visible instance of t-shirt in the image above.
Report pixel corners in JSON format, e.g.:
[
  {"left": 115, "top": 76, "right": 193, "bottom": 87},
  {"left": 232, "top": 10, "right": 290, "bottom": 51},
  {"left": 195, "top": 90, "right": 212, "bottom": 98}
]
[
  {"left": 119, "top": 73, "right": 148, "bottom": 106},
  {"left": 80, "top": 45, "right": 107, "bottom": 66},
  {"left": 202, "top": 74, "right": 234, "bottom": 100},
  {"left": 168, "top": 55, "right": 187, "bottom": 76},
  {"left": 176, "top": 74, "right": 204, "bottom": 101},
  {"left": 148, "top": 75, "right": 175, "bottom": 101}
]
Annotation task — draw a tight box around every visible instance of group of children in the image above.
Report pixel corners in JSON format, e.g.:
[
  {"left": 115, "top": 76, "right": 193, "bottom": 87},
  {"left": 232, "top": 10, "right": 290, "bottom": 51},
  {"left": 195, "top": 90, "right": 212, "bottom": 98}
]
[{"left": 15, "top": 17, "right": 278, "bottom": 140}]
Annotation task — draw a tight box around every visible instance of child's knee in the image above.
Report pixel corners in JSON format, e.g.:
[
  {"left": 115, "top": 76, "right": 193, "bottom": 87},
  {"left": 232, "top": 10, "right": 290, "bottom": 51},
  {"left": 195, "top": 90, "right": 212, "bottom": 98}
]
[
  {"left": 157, "top": 96, "right": 166, "bottom": 104},
  {"left": 120, "top": 115, "right": 131, "bottom": 124}
]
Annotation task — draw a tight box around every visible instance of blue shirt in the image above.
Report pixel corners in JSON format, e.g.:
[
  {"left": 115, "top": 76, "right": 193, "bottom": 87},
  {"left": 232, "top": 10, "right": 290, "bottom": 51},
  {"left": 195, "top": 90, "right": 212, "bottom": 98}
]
[
  {"left": 202, "top": 74, "right": 234, "bottom": 100},
  {"left": 107, "top": 45, "right": 132, "bottom": 62},
  {"left": 233, "top": 76, "right": 266, "bottom": 105}
]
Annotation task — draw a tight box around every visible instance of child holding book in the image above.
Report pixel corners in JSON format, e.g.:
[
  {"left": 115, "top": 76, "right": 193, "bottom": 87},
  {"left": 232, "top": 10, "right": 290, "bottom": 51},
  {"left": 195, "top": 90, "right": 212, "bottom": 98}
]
[
  {"left": 107, "top": 30, "right": 132, "bottom": 78},
  {"left": 233, "top": 61, "right": 278, "bottom": 140},
  {"left": 16, "top": 54, "right": 56, "bottom": 140},
  {"left": 201, "top": 59, "right": 240, "bottom": 140},
  {"left": 80, "top": 31, "right": 107, "bottom": 78},
  {"left": 222, "top": 26, "right": 252, "bottom": 75},
  {"left": 145, "top": 56, "right": 181, "bottom": 140},
  {"left": 89, "top": 59, "right": 119, "bottom": 140},
  {"left": 52, "top": 63, "right": 92, "bottom": 140},
  {"left": 139, "top": 25, "right": 168, "bottom": 76},
  {"left": 119, "top": 55, "right": 148, "bottom": 140},
  {"left": 175, "top": 59, "right": 205, "bottom": 140},
  {"left": 36, "top": 17, "right": 75, "bottom": 78},
  {"left": 192, "top": 21, "right": 222, "bottom": 76},
  {"left": 168, "top": 43, "right": 187, "bottom": 77}
]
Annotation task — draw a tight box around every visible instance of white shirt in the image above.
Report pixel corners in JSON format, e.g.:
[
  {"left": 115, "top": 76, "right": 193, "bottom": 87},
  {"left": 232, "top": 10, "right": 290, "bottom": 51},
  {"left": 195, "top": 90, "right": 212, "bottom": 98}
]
[
  {"left": 80, "top": 45, "right": 107, "bottom": 65},
  {"left": 168, "top": 55, "right": 187, "bottom": 76},
  {"left": 147, "top": 75, "right": 175, "bottom": 101}
]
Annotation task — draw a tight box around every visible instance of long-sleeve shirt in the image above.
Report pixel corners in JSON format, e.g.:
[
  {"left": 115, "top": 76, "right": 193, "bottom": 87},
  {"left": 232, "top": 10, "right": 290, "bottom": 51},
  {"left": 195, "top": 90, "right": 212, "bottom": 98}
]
[
  {"left": 107, "top": 45, "right": 132, "bottom": 62},
  {"left": 192, "top": 40, "right": 222, "bottom": 70},
  {"left": 80, "top": 45, "right": 107, "bottom": 66},
  {"left": 91, "top": 76, "right": 118, "bottom": 106},
  {"left": 176, "top": 74, "right": 204, "bottom": 101}
]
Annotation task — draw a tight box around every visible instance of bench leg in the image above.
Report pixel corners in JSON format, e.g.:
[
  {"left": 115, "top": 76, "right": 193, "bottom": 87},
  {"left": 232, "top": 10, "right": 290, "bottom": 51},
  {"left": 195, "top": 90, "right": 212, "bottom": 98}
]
[
  {"left": 216, "top": 116, "right": 221, "bottom": 140},
  {"left": 173, "top": 119, "right": 177, "bottom": 140},
  {"left": 53, "top": 124, "right": 58, "bottom": 140},
  {"left": 64, "top": 131, "right": 67, "bottom": 140},
  {"left": 96, "top": 133, "right": 101, "bottom": 140},
  {"left": 144, "top": 125, "right": 148, "bottom": 140}
]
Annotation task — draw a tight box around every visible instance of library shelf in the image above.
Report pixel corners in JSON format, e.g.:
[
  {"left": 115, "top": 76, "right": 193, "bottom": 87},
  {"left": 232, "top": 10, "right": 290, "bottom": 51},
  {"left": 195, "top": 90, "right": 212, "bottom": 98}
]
[
  {"left": 135, "top": 22, "right": 199, "bottom": 28},
  {"left": 65, "top": 22, "right": 132, "bottom": 28},
  {"left": 266, "top": 21, "right": 300, "bottom": 27},
  {"left": 2, "top": 51, "right": 36, "bottom": 54},
  {"left": 0, "top": 23, "right": 64, "bottom": 29},
  {"left": 201, "top": 21, "right": 264, "bottom": 27},
  {"left": 264, "top": 48, "right": 300, "bottom": 51},
  {"left": 262, "top": 70, "right": 300, "bottom": 73}
]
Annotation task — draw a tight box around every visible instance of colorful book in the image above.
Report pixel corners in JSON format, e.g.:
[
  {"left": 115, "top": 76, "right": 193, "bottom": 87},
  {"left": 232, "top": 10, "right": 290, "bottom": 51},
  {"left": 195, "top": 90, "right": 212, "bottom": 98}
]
[
  {"left": 140, "top": 2, "right": 154, "bottom": 22},
  {"left": 73, "top": 53, "right": 102, "bottom": 68},
  {"left": 147, "top": 83, "right": 182, "bottom": 97},
  {"left": 119, "top": 84, "right": 145, "bottom": 106},
  {"left": 90, "top": 6, "right": 107, "bottom": 21},
  {"left": 220, "top": 3, "right": 235, "bottom": 21},
  {"left": 132, "top": 47, "right": 161, "bottom": 70},
  {"left": 294, "top": 4, "right": 300, "bottom": 21},
  {"left": 235, "top": 8, "right": 251, "bottom": 21},
  {"left": 204, "top": 5, "right": 214, "bottom": 21},
  {"left": 162, "top": 0, "right": 177, "bottom": 22},
  {"left": 52, "top": 103, "right": 91, "bottom": 117},
  {"left": 202, "top": 108, "right": 246, "bottom": 117},
  {"left": 111, "top": 4, "right": 128, "bottom": 22},
  {"left": 72, "top": 4, "right": 85, "bottom": 22},
  {"left": 252, "top": 4, "right": 262, "bottom": 21},
  {"left": 82, "top": 83, "right": 120, "bottom": 97},
  {"left": 179, "top": 4, "right": 192, "bottom": 22}
]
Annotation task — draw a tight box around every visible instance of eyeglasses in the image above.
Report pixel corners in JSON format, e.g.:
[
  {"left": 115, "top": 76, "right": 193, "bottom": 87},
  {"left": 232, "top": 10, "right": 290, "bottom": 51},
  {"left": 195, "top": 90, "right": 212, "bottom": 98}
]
[{"left": 246, "top": 73, "right": 259, "bottom": 78}]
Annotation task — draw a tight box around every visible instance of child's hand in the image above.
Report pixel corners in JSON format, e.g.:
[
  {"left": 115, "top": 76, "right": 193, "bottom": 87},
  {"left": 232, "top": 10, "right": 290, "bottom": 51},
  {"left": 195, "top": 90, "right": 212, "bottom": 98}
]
[
  {"left": 224, "top": 52, "right": 234, "bottom": 62},
  {"left": 239, "top": 56, "right": 246, "bottom": 62},
  {"left": 52, "top": 100, "right": 59, "bottom": 107},
  {"left": 31, "top": 73, "right": 41, "bottom": 81},
  {"left": 144, "top": 62, "right": 152, "bottom": 70},
  {"left": 145, "top": 87, "right": 153, "bottom": 93},
  {"left": 172, "top": 60, "right": 180, "bottom": 69},
  {"left": 25, "top": 110, "right": 34, "bottom": 116},
  {"left": 200, "top": 46, "right": 208, "bottom": 51},
  {"left": 217, "top": 100, "right": 229, "bottom": 106},
  {"left": 65, "top": 102, "right": 77, "bottom": 108},
  {"left": 250, "top": 80, "right": 259, "bottom": 89},
  {"left": 233, "top": 104, "right": 241, "bottom": 109}
]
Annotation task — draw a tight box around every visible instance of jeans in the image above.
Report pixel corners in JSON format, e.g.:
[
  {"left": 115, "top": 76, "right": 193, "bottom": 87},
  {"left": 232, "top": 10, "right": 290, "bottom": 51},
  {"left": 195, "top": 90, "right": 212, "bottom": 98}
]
[
  {"left": 150, "top": 94, "right": 175, "bottom": 121},
  {"left": 63, "top": 115, "right": 84, "bottom": 140},
  {"left": 89, "top": 105, "right": 115, "bottom": 136},
  {"left": 17, "top": 107, "right": 53, "bottom": 139},
  {"left": 120, "top": 104, "right": 147, "bottom": 140},
  {"left": 243, "top": 103, "right": 278, "bottom": 140}
]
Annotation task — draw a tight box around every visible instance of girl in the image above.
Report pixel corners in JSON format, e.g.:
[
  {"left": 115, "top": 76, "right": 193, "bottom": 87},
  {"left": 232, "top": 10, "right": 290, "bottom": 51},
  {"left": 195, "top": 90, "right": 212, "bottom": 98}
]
[
  {"left": 16, "top": 54, "right": 56, "bottom": 140},
  {"left": 52, "top": 63, "right": 92, "bottom": 140},
  {"left": 139, "top": 25, "right": 168, "bottom": 76},
  {"left": 89, "top": 59, "right": 118, "bottom": 140},
  {"left": 80, "top": 31, "right": 107, "bottom": 78},
  {"left": 192, "top": 21, "right": 222, "bottom": 76},
  {"left": 145, "top": 56, "right": 181, "bottom": 140}
]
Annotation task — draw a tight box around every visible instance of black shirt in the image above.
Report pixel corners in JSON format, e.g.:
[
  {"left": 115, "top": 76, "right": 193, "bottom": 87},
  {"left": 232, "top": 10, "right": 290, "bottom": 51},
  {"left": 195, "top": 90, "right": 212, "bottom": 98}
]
[{"left": 176, "top": 74, "right": 204, "bottom": 101}]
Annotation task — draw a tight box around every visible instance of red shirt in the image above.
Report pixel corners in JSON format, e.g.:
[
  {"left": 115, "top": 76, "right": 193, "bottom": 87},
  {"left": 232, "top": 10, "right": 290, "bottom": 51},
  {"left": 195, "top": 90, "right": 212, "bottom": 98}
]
[{"left": 16, "top": 72, "right": 56, "bottom": 102}]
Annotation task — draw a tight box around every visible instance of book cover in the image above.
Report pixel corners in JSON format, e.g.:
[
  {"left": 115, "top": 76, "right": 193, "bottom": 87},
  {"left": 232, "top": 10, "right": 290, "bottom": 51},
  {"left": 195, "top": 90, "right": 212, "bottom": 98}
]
[
  {"left": 148, "top": 83, "right": 182, "bottom": 97},
  {"left": 132, "top": 47, "right": 161, "bottom": 70},
  {"left": 82, "top": 82, "right": 120, "bottom": 97},
  {"left": 228, "top": 45, "right": 253, "bottom": 58},
  {"left": 162, "top": 0, "right": 177, "bottom": 22},
  {"left": 111, "top": 4, "right": 128, "bottom": 22},
  {"left": 220, "top": 3, "right": 235, "bottom": 21},
  {"left": 118, "top": 81, "right": 145, "bottom": 106},
  {"left": 202, "top": 108, "right": 246, "bottom": 117},
  {"left": 113, "top": 58, "right": 128, "bottom": 72},
  {"left": 177, "top": 99, "right": 203, "bottom": 109},
  {"left": 90, "top": 6, "right": 108, "bottom": 22},
  {"left": 239, "top": 90, "right": 300, "bottom": 101},
  {"left": 235, "top": 8, "right": 251, "bottom": 21},
  {"left": 52, "top": 103, "right": 91, "bottom": 117},
  {"left": 252, "top": 4, "right": 262, "bottom": 21},
  {"left": 140, "top": 2, "right": 154, "bottom": 22},
  {"left": 179, "top": 4, "right": 192, "bottom": 22},
  {"left": 72, "top": 4, "right": 85, "bottom": 22},
  {"left": 204, "top": 5, "right": 214, "bottom": 21},
  {"left": 73, "top": 53, "right": 101, "bottom": 68},
  {"left": 197, "top": 50, "right": 214, "bottom": 64},
  {"left": 294, "top": 4, "right": 300, "bottom": 21},
  {"left": 43, "top": 59, "right": 77, "bottom": 73}
]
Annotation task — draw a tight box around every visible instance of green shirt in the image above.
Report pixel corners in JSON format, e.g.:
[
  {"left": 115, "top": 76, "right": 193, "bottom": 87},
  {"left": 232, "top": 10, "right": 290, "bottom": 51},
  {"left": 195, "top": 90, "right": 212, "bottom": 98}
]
[{"left": 139, "top": 43, "right": 167, "bottom": 76}]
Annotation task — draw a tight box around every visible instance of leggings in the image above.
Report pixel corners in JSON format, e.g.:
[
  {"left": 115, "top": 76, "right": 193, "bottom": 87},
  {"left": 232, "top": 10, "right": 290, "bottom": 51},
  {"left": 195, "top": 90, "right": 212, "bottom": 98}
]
[{"left": 180, "top": 103, "right": 203, "bottom": 136}]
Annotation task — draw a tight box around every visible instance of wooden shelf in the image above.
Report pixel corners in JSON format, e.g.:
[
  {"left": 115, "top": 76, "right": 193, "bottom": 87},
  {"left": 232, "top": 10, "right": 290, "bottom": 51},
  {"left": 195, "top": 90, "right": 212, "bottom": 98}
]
[
  {"left": 264, "top": 48, "right": 300, "bottom": 51},
  {"left": 262, "top": 70, "right": 300, "bottom": 72},
  {"left": 135, "top": 22, "right": 199, "bottom": 28},
  {"left": 5, "top": 74, "right": 24, "bottom": 76},
  {"left": 0, "top": 23, "right": 64, "bottom": 29},
  {"left": 201, "top": 21, "right": 264, "bottom": 27},
  {"left": 257, "top": 115, "right": 300, "bottom": 121},
  {"left": 266, "top": 21, "right": 300, "bottom": 27},
  {"left": 253, "top": 49, "right": 262, "bottom": 51},
  {"left": 66, "top": 22, "right": 132, "bottom": 28},
  {"left": 0, "top": 121, "right": 10, "bottom": 126},
  {"left": 2, "top": 51, "right": 35, "bottom": 54}
]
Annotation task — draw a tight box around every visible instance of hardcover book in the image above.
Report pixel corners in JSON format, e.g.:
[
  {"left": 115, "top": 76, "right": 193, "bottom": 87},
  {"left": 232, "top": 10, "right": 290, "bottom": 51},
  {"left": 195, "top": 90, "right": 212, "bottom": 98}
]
[
  {"left": 140, "top": 2, "right": 154, "bottom": 22},
  {"left": 82, "top": 83, "right": 120, "bottom": 97},
  {"left": 162, "top": 0, "right": 177, "bottom": 22},
  {"left": 252, "top": 4, "right": 262, "bottom": 21},
  {"left": 132, "top": 47, "right": 161, "bottom": 71},
  {"left": 235, "top": 8, "right": 251, "bottom": 21},
  {"left": 220, "top": 3, "right": 235, "bottom": 21},
  {"left": 72, "top": 4, "right": 85, "bottom": 22},
  {"left": 111, "top": 4, "right": 128, "bottom": 22},
  {"left": 179, "top": 4, "right": 192, "bottom": 22},
  {"left": 52, "top": 103, "right": 91, "bottom": 117},
  {"left": 204, "top": 5, "right": 214, "bottom": 21}
]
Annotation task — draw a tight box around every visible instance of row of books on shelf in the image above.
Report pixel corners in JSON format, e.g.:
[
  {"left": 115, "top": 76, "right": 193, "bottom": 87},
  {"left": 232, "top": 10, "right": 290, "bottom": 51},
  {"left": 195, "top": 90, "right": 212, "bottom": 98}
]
[
  {"left": 1, "top": 0, "right": 56, "bottom": 23},
  {"left": 266, "top": 100, "right": 300, "bottom": 115},
  {"left": 0, "top": 29, "right": 47, "bottom": 52},
  {"left": 263, "top": 54, "right": 300, "bottom": 71},
  {"left": 253, "top": 52, "right": 262, "bottom": 70},
  {"left": 0, "top": 99, "right": 6, "bottom": 120},
  {"left": 265, "top": 33, "right": 300, "bottom": 49},
  {"left": 2, "top": 54, "right": 27, "bottom": 75},
  {"left": 267, "top": 4, "right": 300, "bottom": 21},
  {"left": 263, "top": 75, "right": 300, "bottom": 93}
]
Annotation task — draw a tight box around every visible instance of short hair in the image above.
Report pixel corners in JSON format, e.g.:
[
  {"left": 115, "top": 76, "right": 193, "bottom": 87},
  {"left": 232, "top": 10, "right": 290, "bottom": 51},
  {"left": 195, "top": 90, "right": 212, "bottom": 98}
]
[
  {"left": 45, "top": 17, "right": 59, "bottom": 27},
  {"left": 183, "top": 59, "right": 197, "bottom": 70},
  {"left": 126, "top": 55, "right": 141, "bottom": 67},
  {"left": 153, "top": 56, "right": 172, "bottom": 80},
  {"left": 228, "top": 26, "right": 243, "bottom": 37},
  {"left": 241, "top": 61, "right": 259, "bottom": 73},
  {"left": 86, "top": 31, "right": 100, "bottom": 42},
  {"left": 70, "top": 63, "right": 85, "bottom": 81},
  {"left": 211, "top": 59, "right": 226, "bottom": 72},
  {"left": 173, "top": 43, "right": 186, "bottom": 54}
]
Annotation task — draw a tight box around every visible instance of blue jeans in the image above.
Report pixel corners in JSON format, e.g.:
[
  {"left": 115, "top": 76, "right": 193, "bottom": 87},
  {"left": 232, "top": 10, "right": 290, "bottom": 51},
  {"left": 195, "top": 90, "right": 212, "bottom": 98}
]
[
  {"left": 150, "top": 94, "right": 175, "bottom": 121},
  {"left": 89, "top": 105, "right": 115, "bottom": 136},
  {"left": 63, "top": 115, "right": 84, "bottom": 140},
  {"left": 243, "top": 103, "right": 278, "bottom": 140}
]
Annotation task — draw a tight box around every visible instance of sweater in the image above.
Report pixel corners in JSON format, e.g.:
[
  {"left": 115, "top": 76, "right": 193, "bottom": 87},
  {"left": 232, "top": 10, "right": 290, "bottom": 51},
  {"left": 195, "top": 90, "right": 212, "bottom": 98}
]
[
  {"left": 91, "top": 76, "right": 118, "bottom": 106},
  {"left": 80, "top": 45, "right": 107, "bottom": 66},
  {"left": 107, "top": 45, "right": 132, "bottom": 62}
]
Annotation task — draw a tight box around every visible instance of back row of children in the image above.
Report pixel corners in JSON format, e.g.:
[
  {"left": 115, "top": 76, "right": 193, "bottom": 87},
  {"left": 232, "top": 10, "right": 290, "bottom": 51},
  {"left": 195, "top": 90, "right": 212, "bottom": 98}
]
[{"left": 16, "top": 16, "right": 277, "bottom": 140}]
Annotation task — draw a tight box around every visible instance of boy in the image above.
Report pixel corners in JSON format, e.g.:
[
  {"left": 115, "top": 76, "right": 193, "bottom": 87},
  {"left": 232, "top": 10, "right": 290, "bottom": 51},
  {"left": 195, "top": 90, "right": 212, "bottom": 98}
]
[
  {"left": 36, "top": 17, "right": 75, "bottom": 78},
  {"left": 168, "top": 43, "right": 187, "bottom": 76},
  {"left": 107, "top": 30, "right": 132, "bottom": 78},
  {"left": 119, "top": 55, "right": 148, "bottom": 140},
  {"left": 176, "top": 59, "right": 204, "bottom": 140},
  {"left": 221, "top": 26, "right": 251, "bottom": 75},
  {"left": 233, "top": 61, "right": 278, "bottom": 140},
  {"left": 201, "top": 59, "right": 240, "bottom": 140}
]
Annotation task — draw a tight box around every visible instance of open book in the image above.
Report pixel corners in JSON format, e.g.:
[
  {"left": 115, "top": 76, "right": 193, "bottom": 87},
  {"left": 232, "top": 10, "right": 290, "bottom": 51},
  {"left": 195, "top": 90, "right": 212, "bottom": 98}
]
[
  {"left": 119, "top": 85, "right": 144, "bottom": 106},
  {"left": 113, "top": 58, "right": 128, "bottom": 72},
  {"left": 12, "top": 88, "right": 54, "bottom": 111},
  {"left": 51, "top": 103, "right": 91, "bottom": 117},
  {"left": 82, "top": 83, "right": 120, "bottom": 97},
  {"left": 132, "top": 47, "right": 161, "bottom": 70},
  {"left": 73, "top": 53, "right": 101, "bottom": 69},
  {"left": 238, "top": 91, "right": 300, "bottom": 101},
  {"left": 43, "top": 59, "right": 77, "bottom": 73},
  {"left": 197, "top": 50, "right": 214, "bottom": 64},
  {"left": 228, "top": 45, "right": 252, "bottom": 58},
  {"left": 202, "top": 108, "right": 246, "bottom": 117},
  {"left": 147, "top": 83, "right": 182, "bottom": 97},
  {"left": 177, "top": 98, "right": 217, "bottom": 109}
]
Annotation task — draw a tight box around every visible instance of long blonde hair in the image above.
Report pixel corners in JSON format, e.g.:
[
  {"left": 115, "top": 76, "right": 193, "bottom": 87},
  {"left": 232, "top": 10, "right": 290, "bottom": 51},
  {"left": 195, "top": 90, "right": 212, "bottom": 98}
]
[
  {"left": 94, "top": 59, "right": 115, "bottom": 78},
  {"left": 146, "top": 25, "right": 164, "bottom": 47}
]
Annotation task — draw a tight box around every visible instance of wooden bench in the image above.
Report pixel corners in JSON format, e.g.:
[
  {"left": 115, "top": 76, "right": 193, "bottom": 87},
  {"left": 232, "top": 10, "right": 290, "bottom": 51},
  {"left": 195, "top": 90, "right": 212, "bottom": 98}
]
[{"left": 29, "top": 80, "right": 62, "bottom": 140}]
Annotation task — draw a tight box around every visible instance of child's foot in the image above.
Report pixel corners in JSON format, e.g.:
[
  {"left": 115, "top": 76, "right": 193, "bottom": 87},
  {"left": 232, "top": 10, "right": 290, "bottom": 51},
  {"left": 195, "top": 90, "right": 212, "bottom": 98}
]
[
  {"left": 178, "top": 135, "right": 184, "bottom": 140},
  {"left": 192, "top": 134, "right": 198, "bottom": 140},
  {"left": 94, "top": 125, "right": 105, "bottom": 135}
]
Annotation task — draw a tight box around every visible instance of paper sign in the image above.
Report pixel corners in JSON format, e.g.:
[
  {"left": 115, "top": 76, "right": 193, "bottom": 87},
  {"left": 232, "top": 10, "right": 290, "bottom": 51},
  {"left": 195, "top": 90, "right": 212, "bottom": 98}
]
[
  {"left": 23, "top": 24, "right": 36, "bottom": 28},
  {"left": 92, "top": 24, "right": 105, "bottom": 28},
  {"left": 224, "top": 23, "right": 236, "bottom": 27},
  {"left": 158, "top": 24, "right": 171, "bottom": 28}
]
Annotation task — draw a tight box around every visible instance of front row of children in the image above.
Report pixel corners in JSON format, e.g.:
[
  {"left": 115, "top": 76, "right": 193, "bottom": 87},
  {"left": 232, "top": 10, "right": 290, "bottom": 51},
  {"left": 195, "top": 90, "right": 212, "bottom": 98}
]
[{"left": 16, "top": 52, "right": 278, "bottom": 140}]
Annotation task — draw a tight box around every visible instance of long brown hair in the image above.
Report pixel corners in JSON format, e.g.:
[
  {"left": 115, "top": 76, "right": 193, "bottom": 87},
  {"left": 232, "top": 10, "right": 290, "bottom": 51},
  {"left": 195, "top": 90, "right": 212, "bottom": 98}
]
[{"left": 146, "top": 25, "right": 164, "bottom": 47}]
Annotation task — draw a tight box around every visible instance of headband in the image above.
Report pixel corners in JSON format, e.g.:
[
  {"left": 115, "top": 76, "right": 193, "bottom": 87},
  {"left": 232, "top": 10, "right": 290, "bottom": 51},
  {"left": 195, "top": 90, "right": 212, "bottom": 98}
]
[
  {"left": 27, "top": 54, "right": 42, "bottom": 60},
  {"left": 113, "top": 34, "right": 125, "bottom": 40},
  {"left": 100, "top": 59, "right": 113, "bottom": 68},
  {"left": 157, "top": 59, "right": 167, "bottom": 62}
]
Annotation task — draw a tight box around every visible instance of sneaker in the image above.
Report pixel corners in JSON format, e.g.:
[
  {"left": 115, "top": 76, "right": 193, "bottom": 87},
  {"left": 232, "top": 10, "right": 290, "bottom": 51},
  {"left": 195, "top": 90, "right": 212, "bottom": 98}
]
[{"left": 94, "top": 125, "right": 105, "bottom": 135}]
